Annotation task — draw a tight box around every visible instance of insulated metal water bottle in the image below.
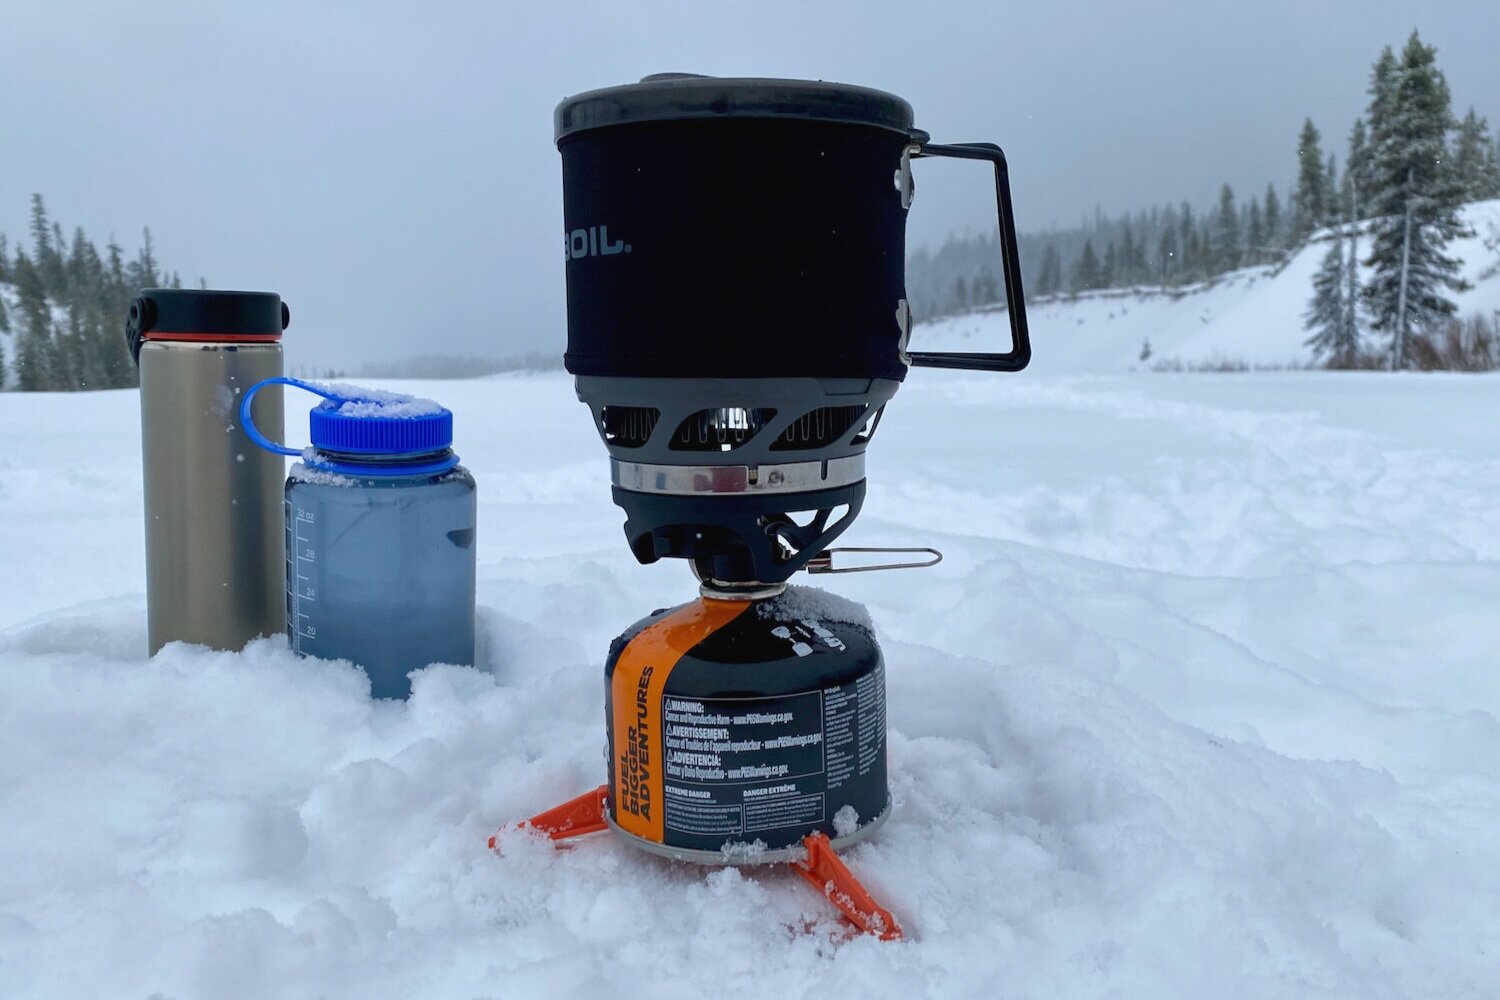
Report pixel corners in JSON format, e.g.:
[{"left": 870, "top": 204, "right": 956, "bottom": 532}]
[{"left": 127, "top": 288, "right": 290, "bottom": 654}]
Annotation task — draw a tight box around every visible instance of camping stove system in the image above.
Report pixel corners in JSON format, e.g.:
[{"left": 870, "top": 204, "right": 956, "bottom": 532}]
[{"left": 494, "top": 74, "right": 1032, "bottom": 940}]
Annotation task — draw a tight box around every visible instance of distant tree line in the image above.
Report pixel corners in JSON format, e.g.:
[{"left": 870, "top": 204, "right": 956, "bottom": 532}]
[
  {"left": 909, "top": 30, "right": 1500, "bottom": 372},
  {"left": 0, "top": 195, "right": 185, "bottom": 390},
  {"left": 349, "top": 352, "right": 563, "bottom": 379},
  {"left": 908, "top": 161, "right": 1333, "bottom": 320}
]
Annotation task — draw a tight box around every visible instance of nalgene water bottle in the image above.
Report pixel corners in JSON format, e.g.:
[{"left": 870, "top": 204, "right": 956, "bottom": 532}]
[
  {"left": 240, "top": 377, "right": 477, "bottom": 699},
  {"left": 128, "top": 289, "right": 290, "bottom": 654}
]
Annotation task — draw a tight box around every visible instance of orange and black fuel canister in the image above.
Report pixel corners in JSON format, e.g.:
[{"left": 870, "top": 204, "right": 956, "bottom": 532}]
[{"left": 605, "top": 588, "right": 889, "bottom": 860}]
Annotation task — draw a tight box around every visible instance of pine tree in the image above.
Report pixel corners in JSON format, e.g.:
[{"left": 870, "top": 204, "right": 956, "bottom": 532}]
[
  {"left": 35, "top": 210, "right": 67, "bottom": 299},
  {"left": 1305, "top": 237, "right": 1358, "bottom": 366},
  {"left": 1342, "top": 185, "right": 1362, "bottom": 362},
  {"left": 13, "top": 252, "right": 53, "bottom": 391},
  {"left": 1346, "top": 118, "right": 1373, "bottom": 218},
  {"left": 101, "top": 239, "right": 136, "bottom": 389},
  {"left": 50, "top": 314, "right": 78, "bottom": 391},
  {"left": 974, "top": 271, "right": 999, "bottom": 305},
  {"left": 1035, "top": 244, "right": 1062, "bottom": 296},
  {"left": 1293, "top": 119, "right": 1332, "bottom": 242},
  {"left": 142, "top": 229, "right": 159, "bottom": 286},
  {"left": 1178, "top": 203, "right": 1196, "bottom": 280},
  {"left": 29, "top": 195, "right": 54, "bottom": 277},
  {"left": 1070, "top": 240, "right": 1102, "bottom": 292},
  {"left": 51, "top": 222, "right": 68, "bottom": 293},
  {"left": 1102, "top": 240, "right": 1118, "bottom": 287},
  {"left": 1451, "top": 108, "right": 1496, "bottom": 201},
  {"left": 1324, "top": 155, "right": 1339, "bottom": 224},
  {"left": 1361, "top": 31, "right": 1470, "bottom": 369},
  {"left": 0, "top": 234, "right": 9, "bottom": 283},
  {"left": 125, "top": 228, "right": 160, "bottom": 291},
  {"left": 1263, "top": 185, "right": 1282, "bottom": 253},
  {"left": 1246, "top": 198, "right": 1264, "bottom": 265},
  {"left": 67, "top": 232, "right": 105, "bottom": 390},
  {"left": 1119, "top": 224, "right": 1136, "bottom": 285},
  {"left": 1157, "top": 227, "right": 1177, "bottom": 285},
  {"left": 1366, "top": 46, "right": 1400, "bottom": 158},
  {"left": 1183, "top": 219, "right": 1204, "bottom": 283},
  {"left": 1340, "top": 156, "right": 1356, "bottom": 224},
  {"left": 106, "top": 238, "right": 125, "bottom": 287},
  {"left": 1127, "top": 221, "right": 1148, "bottom": 283},
  {"left": 1212, "top": 183, "right": 1242, "bottom": 273}
]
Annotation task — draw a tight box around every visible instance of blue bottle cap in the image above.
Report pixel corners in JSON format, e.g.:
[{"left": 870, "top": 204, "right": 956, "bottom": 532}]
[{"left": 240, "top": 377, "right": 460, "bottom": 476}]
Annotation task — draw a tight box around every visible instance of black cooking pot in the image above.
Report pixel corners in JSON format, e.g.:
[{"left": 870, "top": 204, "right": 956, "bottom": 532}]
[{"left": 556, "top": 74, "right": 1029, "bottom": 381}]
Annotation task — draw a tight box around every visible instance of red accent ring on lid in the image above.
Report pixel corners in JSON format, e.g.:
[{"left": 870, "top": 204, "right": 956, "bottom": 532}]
[{"left": 144, "top": 331, "right": 283, "bottom": 343}]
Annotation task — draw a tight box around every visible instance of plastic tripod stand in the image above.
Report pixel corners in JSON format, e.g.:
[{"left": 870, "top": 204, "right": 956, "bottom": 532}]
[{"left": 491, "top": 785, "right": 903, "bottom": 941}]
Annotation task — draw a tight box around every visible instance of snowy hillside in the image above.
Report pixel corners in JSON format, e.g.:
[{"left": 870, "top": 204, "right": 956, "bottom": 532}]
[
  {"left": 916, "top": 199, "right": 1500, "bottom": 373},
  {"left": 3, "top": 368, "right": 1500, "bottom": 998}
]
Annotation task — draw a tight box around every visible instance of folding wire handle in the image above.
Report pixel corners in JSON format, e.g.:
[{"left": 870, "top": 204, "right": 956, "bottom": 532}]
[
  {"left": 805, "top": 547, "right": 943, "bottom": 575},
  {"left": 905, "top": 138, "right": 1032, "bottom": 373}
]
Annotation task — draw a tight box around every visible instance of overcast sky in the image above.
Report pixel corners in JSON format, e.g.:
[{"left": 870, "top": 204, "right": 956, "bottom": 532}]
[{"left": 3, "top": 0, "right": 1497, "bottom": 369}]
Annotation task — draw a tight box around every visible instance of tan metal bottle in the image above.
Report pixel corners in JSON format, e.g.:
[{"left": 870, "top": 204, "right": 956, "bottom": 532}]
[{"left": 128, "top": 289, "right": 290, "bottom": 654}]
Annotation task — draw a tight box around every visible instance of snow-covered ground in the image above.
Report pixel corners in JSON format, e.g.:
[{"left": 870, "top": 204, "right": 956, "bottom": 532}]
[
  {"left": 3, "top": 364, "right": 1499, "bottom": 998},
  {"left": 918, "top": 198, "right": 1500, "bottom": 373}
]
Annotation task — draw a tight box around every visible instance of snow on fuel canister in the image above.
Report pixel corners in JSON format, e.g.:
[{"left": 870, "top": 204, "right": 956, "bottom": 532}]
[{"left": 604, "top": 586, "right": 889, "bottom": 862}]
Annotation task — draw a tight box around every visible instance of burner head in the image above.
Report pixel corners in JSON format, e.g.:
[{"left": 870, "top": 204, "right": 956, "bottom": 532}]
[{"left": 578, "top": 374, "right": 897, "bottom": 583}]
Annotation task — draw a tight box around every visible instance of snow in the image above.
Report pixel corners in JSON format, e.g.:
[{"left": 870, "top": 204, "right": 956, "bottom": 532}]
[
  {"left": 287, "top": 460, "right": 360, "bottom": 488},
  {"left": 327, "top": 386, "right": 447, "bottom": 420},
  {"left": 2, "top": 202, "right": 1499, "bottom": 998},
  {"left": 832, "top": 805, "right": 860, "bottom": 838},
  {"left": 753, "top": 585, "right": 874, "bottom": 628},
  {"left": 3, "top": 364, "right": 1499, "bottom": 998}
]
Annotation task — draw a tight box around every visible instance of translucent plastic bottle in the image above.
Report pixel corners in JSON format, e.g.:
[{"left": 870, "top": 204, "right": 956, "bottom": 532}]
[{"left": 242, "top": 378, "right": 476, "bottom": 698}]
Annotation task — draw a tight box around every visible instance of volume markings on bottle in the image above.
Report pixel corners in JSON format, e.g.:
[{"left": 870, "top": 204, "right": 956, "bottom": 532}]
[{"left": 291, "top": 508, "right": 319, "bottom": 641}]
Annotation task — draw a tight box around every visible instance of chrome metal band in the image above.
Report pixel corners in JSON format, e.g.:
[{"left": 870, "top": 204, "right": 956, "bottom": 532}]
[
  {"left": 611, "top": 454, "right": 865, "bottom": 496},
  {"left": 699, "top": 580, "right": 787, "bottom": 601}
]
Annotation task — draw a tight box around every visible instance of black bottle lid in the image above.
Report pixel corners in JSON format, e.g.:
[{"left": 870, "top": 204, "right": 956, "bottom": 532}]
[
  {"left": 126, "top": 289, "right": 289, "bottom": 363},
  {"left": 555, "top": 73, "right": 916, "bottom": 142}
]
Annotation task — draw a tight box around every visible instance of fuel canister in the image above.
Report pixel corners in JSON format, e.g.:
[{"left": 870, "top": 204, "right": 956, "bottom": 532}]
[{"left": 604, "top": 585, "right": 889, "bottom": 863}]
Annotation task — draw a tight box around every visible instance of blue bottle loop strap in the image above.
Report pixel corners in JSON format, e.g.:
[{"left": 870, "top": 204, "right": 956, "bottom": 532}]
[{"left": 241, "top": 376, "right": 342, "bottom": 457}]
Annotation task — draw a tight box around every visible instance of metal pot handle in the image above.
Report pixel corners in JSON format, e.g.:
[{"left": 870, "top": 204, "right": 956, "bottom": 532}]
[{"left": 904, "top": 139, "right": 1032, "bottom": 372}]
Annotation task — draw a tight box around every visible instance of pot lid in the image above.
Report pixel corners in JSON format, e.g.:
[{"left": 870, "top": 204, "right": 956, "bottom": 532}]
[{"left": 555, "top": 73, "right": 916, "bottom": 142}]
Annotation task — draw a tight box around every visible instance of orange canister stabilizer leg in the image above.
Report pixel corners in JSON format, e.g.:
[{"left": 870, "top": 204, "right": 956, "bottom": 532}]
[
  {"left": 793, "top": 832, "right": 903, "bottom": 941},
  {"left": 488, "top": 784, "right": 610, "bottom": 850}
]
